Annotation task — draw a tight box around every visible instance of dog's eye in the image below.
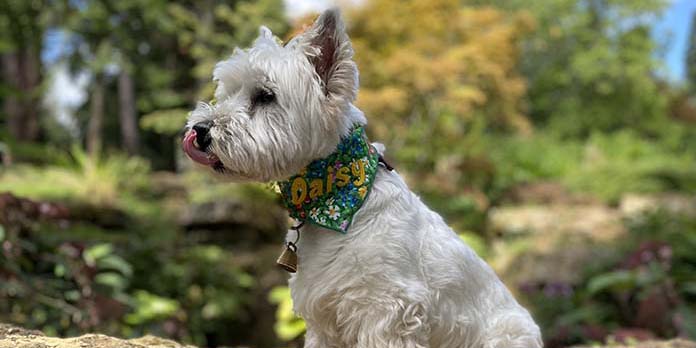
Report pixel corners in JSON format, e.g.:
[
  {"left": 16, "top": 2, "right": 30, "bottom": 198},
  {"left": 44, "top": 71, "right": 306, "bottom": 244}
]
[{"left": 251, "top": 88, "right": 275, "bottom": 106}]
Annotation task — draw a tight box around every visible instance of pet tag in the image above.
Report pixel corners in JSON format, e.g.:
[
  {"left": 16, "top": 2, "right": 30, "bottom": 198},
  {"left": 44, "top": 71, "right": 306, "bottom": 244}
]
[{"left": 276, "top": 242, "right": 298, "bottom": 273}]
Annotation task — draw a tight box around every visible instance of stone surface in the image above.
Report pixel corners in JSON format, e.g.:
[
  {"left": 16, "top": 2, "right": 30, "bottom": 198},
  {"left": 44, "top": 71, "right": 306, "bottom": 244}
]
[
  {"left": 490, "top": 190, "right": 696, "bottom": 293},
  {"left": 500, "top": 181, "right": 599, "bottom": 206},
  {"left": 490, "top": 191, "right": 696, "bottom": 289},
  {"left": 180, "top": 197, "right": 287, "bottom": 247},
  {"left": 572, "top": 339, "right": 696, "bottom": 348},
  {"left": 488, "top": 204, "right": 625, "bottom": 240},
  {"left": 0, "top": 323, "right": 197, "bottom": 348},
  {"left": 620, "top": 193, "right": 696, "bottom": 218},
  {"left": 1, "top": 323, "right": 693, "bottom": 348},
  {"left": 489, "top": 203, "right": 625, "bottom": 286}
]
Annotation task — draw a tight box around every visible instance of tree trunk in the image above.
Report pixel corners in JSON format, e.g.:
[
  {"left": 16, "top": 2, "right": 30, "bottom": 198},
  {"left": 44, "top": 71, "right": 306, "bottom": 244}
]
[
  {"left": 118, "top": 69, "right": 139, "bottom": 155},
  {"left": 87, "top": 75, "right": 105, "bottom": 156},
  {"left": 687, "top": 12, "right": 696, "bottom": 93},
  {"left": 1, "top": 47, "right": 41, "bottom": 142}
]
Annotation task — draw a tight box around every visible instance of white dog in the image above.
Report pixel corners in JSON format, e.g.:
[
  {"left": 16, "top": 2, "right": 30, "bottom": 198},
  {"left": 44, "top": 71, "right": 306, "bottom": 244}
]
[{"left": 183, "top": 9, "right": 542, "bottom": 348}]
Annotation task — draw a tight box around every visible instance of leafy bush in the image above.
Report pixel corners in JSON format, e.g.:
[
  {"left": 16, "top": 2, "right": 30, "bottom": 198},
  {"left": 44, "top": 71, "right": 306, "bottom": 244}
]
[
  {"left": 488, "top": 133, "right": 583, "bottom": 197},
  {"left": 487, "top": 130, "right": 696, "bottom": 203},
  {"left": 520, "top": 211, "right": 696, "bottom": 347},
  {"left": 3, "top": 141, "right": 72, "bottom": 166},
  {"left": 0, "top": 189, "right": 261, "bottom": 347},
  {"left": 565, "top": 131, "right": 696, "bottom": 203},
  {"left": 269, "top": 286, "right": 305, "bottom": 343},
  {"left": 126, "top": 244, "right": 255, "bottom": 345},
  {"left": 0, "top": 147, "right": 150, "bottom": 207},
  {"left": 0, "top": 195, "right": 134, "bottom": 337}
]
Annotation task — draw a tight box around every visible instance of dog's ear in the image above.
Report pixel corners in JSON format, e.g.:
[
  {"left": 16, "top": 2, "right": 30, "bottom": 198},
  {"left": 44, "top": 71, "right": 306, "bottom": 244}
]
[
  {"left": 299, "top": 8, "right": 358, "bottom": 102},
  {"left": 258, "top": 26, "right": 274, "bottom": 40},
  {"left": 254, "top": 26, "right": 279, "bottom": 47}
]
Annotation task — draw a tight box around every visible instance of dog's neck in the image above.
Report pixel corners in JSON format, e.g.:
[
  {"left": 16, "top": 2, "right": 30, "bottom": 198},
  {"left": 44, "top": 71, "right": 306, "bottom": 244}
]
[{"left": 277, "top": 123, "right": 379, "bottom": 233}]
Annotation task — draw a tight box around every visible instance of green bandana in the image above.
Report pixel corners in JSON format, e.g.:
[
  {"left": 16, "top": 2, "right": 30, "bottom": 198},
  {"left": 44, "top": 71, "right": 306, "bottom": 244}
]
[{"left": 278, "top": 126, "right": 379, "bottom": 233}]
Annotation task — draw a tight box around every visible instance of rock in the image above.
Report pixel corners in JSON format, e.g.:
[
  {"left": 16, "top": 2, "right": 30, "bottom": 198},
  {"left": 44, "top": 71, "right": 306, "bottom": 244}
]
[
  {"left": 500, "top": 182, "right": 599, "bottom": 205},
  {"left": 180, "top": 198, "right": 287, "bottom": 246},
  {"left": 487, "top": 190, "right": 696, "bottom": 304},
  {"left": 0, "top": 323, "right": 44, "bottom": 338},
  {"left": 2, "top": 323, "right": 692, "bottom": 348},
  {"left": 0, "top": 192, "right": 131, "bottom": 230},
  {"left": 620, "top": 193, "right": 696, "bottom": 218},
  {"left": 489, "top": 191, "right": 696, "bottom": 295},
  {"left": 489, "top": 204, "right": 624, "bottom": 239},
  {"left": 149, "top": 172, "right": 188, "bottom": 198},
  {"left": 571, "top": 339, "right": 696, "bottom": 348},
  {"left": 64, "top": 202, "right": 131, "bottom": 229},
  {"left": 0, "top": 323, "right": 197, "bottom": 348},
  {"left": 489, "top": 204, "right": 625, "bottom": 287}
]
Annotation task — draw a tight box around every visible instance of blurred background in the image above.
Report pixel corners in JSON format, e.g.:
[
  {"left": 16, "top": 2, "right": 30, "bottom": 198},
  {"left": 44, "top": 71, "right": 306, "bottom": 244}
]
[{"left": 1, "top": 0, "right": 696, "bottom": 347}]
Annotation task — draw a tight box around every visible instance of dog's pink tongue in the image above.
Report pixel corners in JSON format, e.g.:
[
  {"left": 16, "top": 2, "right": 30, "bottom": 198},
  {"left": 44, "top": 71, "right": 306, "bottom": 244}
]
[{"left": 182, "top": 130, "right": 219, "bottom": 166}]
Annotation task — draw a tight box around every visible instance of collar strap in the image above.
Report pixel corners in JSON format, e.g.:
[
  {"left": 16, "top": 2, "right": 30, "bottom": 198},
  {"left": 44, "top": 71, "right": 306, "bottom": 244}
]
[{"left": 277, "top": 126, "right": 379, "bottom": 233}]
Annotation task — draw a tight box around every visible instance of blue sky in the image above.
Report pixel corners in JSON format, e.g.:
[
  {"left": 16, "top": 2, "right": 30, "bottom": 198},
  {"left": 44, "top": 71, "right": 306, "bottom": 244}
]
[{"left": 654, "top": 0, "right": 696, "bottom": 82}]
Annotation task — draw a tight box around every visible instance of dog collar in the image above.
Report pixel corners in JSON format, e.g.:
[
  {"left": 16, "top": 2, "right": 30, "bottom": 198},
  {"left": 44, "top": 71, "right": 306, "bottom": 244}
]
[{"left": 278, "top": 126, "right": 379, "bottom": 233}]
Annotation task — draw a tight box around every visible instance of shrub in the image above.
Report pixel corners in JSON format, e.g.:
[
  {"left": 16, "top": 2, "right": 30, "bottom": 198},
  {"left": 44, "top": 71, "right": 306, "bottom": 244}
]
[
  {"left": 0, "top": 147, "right": 150, "bottom": 207},
  {"left": 520, "top": 211, "right": 696, "bottom": 347}
]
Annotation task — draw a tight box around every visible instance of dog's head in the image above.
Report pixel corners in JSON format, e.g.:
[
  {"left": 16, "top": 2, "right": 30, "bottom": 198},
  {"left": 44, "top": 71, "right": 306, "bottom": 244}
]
[{"left": 183, "top": 9, "right": 364, "bottom": 181}]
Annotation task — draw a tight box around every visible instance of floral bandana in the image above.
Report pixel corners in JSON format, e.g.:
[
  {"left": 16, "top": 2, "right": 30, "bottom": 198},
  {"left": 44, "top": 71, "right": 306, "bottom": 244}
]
[{"left": 278, "top": 126, "right": 379, "bottom": 233}]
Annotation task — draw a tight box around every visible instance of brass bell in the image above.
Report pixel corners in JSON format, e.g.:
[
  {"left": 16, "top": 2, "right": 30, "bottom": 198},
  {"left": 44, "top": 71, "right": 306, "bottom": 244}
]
[{"left": 276, "top": 242, "right": 298, "bottom": 273}]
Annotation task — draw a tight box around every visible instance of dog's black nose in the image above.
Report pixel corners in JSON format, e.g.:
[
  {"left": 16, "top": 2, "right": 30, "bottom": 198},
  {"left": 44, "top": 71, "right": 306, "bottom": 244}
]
[{"left": 192, "top": 121, "right": 213, "bottom": 151}]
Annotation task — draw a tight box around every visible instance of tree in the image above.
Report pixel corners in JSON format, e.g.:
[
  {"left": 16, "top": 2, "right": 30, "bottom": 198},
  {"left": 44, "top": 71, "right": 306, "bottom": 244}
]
[
  {"left": 347, "top": 0, "right": 533, "bottom": 179},
  {"left": 0, "top": 0, "right": 47, "bottom": 142},
  {"left": 687, "top": 12, "right": 696, "bottom": 93},
  {"left": 63, "top": 0, "right": 287, "bottom": 166},
  {"left": 482, "top": 0, "right": 669, "bottom": 137},
  {"left": 118, "top": 67, "right": 139, "bottom": 155},
  {"left": 86, "top": 74, "right": 105, "bottom": 155}
]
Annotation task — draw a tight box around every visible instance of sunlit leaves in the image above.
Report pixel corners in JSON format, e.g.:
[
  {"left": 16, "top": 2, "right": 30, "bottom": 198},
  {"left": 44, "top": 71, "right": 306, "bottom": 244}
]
[
  {"left": 268, "top": 286, "right": 306, "bottom": 341},
  {"left": 140, "top": 108, "right": 189, "bottom": 136},
  {"left": 125, "top": 290, "right": 179, "bottom": 325},
  {"left": 336, "top": 0, "right": 534, "bottom": 198}
]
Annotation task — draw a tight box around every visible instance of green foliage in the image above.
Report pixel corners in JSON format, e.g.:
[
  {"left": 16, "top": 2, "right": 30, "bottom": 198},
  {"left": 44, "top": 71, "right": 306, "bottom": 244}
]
[
  {"left": 487, "top": 0, "right": 670, "bottom": 137},
  {"left": 488, "top": 133, "right": 584, "bottom": 193},
  {"left": 125, "top": 291, "right": 180, "bottom": 325},
  {"left": 0, "top": 219, "right": 135, "bottom": 337},
  {"left": 349, "top": 0, "right": 533, "bottom": 181},
  {"left": 183, "top": 169, "right": 277, "bottom": 206},
  {"left": 269, "top": 286, "right": 306, "bottom": 342},
  {"left": 564, "top": 131, "right": 696, "bottom": 202},
  {"left": 487, "top": 130, "right": 696, "bottom": 203},
  {"left": 140, "top": 109, "right": 189, "bottom": 136},
  {"left": 3, "top": 0, "right": 696, "bottom": 347},
  {"left": 0, "top": 184, "right": 260, "bottom": 346},
  {"left": 521, "top": 211, "right": 696, "bottom": 346},
  {"left": 0, "top": 146, "right": 150, "bottom": 206},
  {"left": 688, "top": 12, "right": 696, "bottom": 93},
  {"left": 458, "top": 232, "right": 489, "bottom": 260},
  {"left": 4, "top": 141, "right": 72, "bottom": 165},
  {"left": 51, "top": 0, "right": 290, "bottom": 169},
  {"left": 126, "top": 244, "right": 255, "bottom": 345}
]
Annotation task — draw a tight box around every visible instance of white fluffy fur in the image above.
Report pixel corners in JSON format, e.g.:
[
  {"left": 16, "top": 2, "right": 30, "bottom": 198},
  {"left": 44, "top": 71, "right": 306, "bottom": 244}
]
[{"left": 186, "top": 9, "right": 542, "bottom": 348}]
